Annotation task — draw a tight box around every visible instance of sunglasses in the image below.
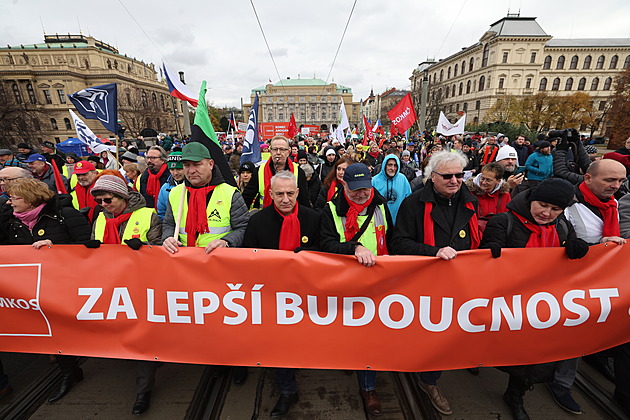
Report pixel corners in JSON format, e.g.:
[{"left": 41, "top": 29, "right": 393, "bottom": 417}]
[
  {"left": 432, "top": 171, "right": 464, "bottom": 180},
  {"left": 94, "top": 197, "right": 114, "bottom": 204}
]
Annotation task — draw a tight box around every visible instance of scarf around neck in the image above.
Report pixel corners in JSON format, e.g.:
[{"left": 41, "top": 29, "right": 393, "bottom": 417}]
[
  {"left": 512, "top": 211, "right": 560, "bottom": 248},
  {"left": 14, "top": 203, "right": 46, "bottom": 230},
  {"left": 275, "top": 203, "right": 300, "bottom": 251},
  {"left": 422, "top": 200, "right": 480, "bottom": 249},
  {"left": 146, "top": 164, "right": 167, "bottom": 207},
  {"left": 344, "top": 188, "right": 374, "bottom": 241},
  {"left": 103, "top": 210, "right": 133, "bottom": 244},
  {"left": 578, "top": 182, "right": 620, "bottom": 237},
  {"left": 263, "top": 160, "right": 294, "bottom": 208},
  {"left": 186, "top": 185, "right": 216, "bottom": 246},
  {"left": 74, "top": 183, "right": 98, "bottom": 222}
]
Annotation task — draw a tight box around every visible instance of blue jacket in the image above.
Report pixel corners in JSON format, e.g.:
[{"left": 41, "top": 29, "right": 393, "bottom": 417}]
[
  {"left": 156, "top": 175, "right": 181, "bottom": 220},
  {"left": 372, "top": 154, "right": 411, "bottom": 224},
  {"left": 525, "top": 151, "right": 554, "bottom": 181}
]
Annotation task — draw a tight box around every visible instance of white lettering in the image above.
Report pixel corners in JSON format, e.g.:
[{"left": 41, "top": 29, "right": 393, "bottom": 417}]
[
  {"left": 277, "top": 292, "right": 303, "bottom": 324},
  {"left": 307, "top": 295, "right": 337, "bottom": 325},
  {"left": 378, "top": 294, "right": 414, "bottom": 329},
  {"left": 490, "top": 296, "right": 523, "bottom": 331},
  {"left": 419, "top": 296, "right": 453, "bottom": 332},
  {"left": 563, "top": 290, "right": 589, "bottom": 327},
  {"left": 526, "top": 292, "right": 560, "bottom": 329},
  {"left": 106, "top": 287, "right": 137, "bottom": 320},
  {"left": 147, "top": 289, "right": 166, "bottom": 323},
  {"left": 223, "top": 287, "right": 247, "bottom": 325},
  {"left": 458, "top": 298, "right": 489, "bottom": 333},
  {"left": 589, "top": 288, "right": 619, "bottom": 323},
  {"left": 343, "top": 297, "right": 375, "bottom": 327},
  {"left": 77, "top": 288, "right": 104, "bottom": 320},
  {"left": 193, "top": 292, "right": 220, "bottom": 324},
  {"left": 167, "top": 291, "right": 191, "bottom": 323}
]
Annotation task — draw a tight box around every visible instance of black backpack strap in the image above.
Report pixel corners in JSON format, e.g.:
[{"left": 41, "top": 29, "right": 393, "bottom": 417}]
[{"left": 349, "top": 201, "right": 378, "bottom": 243}]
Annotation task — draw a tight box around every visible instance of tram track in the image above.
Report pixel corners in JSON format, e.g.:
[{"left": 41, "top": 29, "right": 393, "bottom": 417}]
[{"left": 575, "top": 367, "right": 630, "bottom": 420}]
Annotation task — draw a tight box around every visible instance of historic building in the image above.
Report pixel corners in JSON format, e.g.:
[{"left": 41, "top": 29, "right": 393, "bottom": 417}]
[
  {"left": 243, "top": 78, "right": 361, "bottom": 131},
  {"left": 0, "top": 34, "right": 184, "bottom": 147},
  {"left": 410, "top": 14, "right": 630, "bottom": 134}
]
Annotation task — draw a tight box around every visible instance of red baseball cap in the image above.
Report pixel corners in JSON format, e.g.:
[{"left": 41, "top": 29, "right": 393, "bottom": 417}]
[{"left": 73, "top": 161, "right": 96, "bottom": 174}]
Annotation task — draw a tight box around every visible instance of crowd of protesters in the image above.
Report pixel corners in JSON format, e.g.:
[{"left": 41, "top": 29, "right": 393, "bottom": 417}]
[{"left": 1, "top": 127, "right": 630, "bottom": 419}]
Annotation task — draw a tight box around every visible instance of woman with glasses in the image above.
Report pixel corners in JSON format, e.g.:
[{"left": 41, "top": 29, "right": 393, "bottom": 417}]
[
  {"left": 0, "top": 177, "right": 90, "bottom": 404},
  {"left": 465, "top": 162, "right": 512, "bottom": 234}
]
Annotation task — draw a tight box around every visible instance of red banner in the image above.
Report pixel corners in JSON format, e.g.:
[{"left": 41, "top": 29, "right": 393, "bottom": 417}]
[
  {"left": 1, "top": 245, "right": 629, "bottom": 371},
  {"left": 387, "top": 93, "right": 417, "bottom": 134},
  {"left": 287, "top": 113, "right": 298, "bottom": 139}
]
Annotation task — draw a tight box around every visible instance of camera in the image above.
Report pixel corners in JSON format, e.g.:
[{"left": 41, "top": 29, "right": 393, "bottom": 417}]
[{"left": 547, "top": 128, "right": 579, "bottom": 142}]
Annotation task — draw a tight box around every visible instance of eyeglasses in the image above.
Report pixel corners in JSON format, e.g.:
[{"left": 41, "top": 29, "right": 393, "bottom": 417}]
[
  {"left": 94, "top": 197, "right": 114, "bottom": 204},
  {"left": 269, "top": 147, "right": 290, "bottom": 153},
  {"left": 0, "top": 177, "right": 20, "bottom": 183},
  {"left": 7, "top": 196, "right": 23, "bottom": 202},
  {"left": 146, "top": 156, "right": 162, "bottom": 160},
  {"left": 432, "top": 171, "right": 464, "bottom": 180}
]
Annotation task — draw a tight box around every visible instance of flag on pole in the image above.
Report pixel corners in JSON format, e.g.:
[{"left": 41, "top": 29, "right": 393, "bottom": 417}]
[
  {"left": 372, "top": 118, "right": 383, "bottom": 135},
  {"left": 190, "top": 81, "right": 236, "bottom": 187},
  {"left": 241, "top": 93, "right": 262, "bottom": 165},
  {"left": 69, "top": 110, "right": 116, "bottom": 154},
  {"left": 162, "top": 62, "right": 198, "bottom": 107},
  {"left": 436, "top": 111, "right": 466, "bottom": 135},
  {"left": 334, "top": 100, "right": 350, "bottom": 145},
  {"left": 67, "top": 83, "right": 118, "bottom": 134},
  {"left": 287, "top": 113, "right": 298, "bottom": 139},
  {"left": 362, "top": 115, "right": 374, "bottom": 145},
  {"left": 229, "top": 111, "right": 238, "bottom": 131},
  {"left": 387, "top": 93, "right": 417, "bottom": 134},
  {"left": 50, "top": 160, "right": 68, "bottom": 194}
]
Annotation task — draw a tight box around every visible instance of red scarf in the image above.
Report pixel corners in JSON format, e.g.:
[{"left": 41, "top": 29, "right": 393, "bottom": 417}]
[
  {"left": 512, "top": 211, "right": 560, "bottom": 248},
  {"left": 423, "top": 201, "right": 480, "bottom": 249},
  {"left": 74, "top": 184, "right": 98, "bottom": 222},
  {"left": 146, "top": 164, "right": 167, "bottom": 208},
  {"left": 369, "top": 151, "right": 380, "bottom": 159},
  {"left": 185, "top": 185, "right": 216, "bottom": 246},
  {"left": 103, "top": 212, "right": 133, "bottom": 244},
  {"left": 327, "top": 179, "right": 339, "bottom": 202},
  {"left": 263, "top": 160, "right": 295, "bottom": 208},
  {"left": 344, "top": 188, "right": 374, "bottom": 241},
  {"left": 275, "top": 203, "right": 300, "bottom": 251},
  {"left": 482, "top": 145, "right": 498, "bottom": 165},
  {"left": 578, "top": 182, "right": 620, "bottom": 237}
]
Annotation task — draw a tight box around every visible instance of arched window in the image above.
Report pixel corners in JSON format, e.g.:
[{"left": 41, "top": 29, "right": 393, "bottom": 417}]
[
  {"left": 591, "top": 77, "right": 600, "bottom": 90},
  {"left": 145, "top": 117, "right": 151, "bottom": 128},
  {"left": 156, "top": 118, "right": 162, "bottom": 131},
  {"left": 469, "top": 57, "right": 474, "bottom": 71},
  {"left": 113, "top": 60, "right": 118, "bottom": 69},
  {"left": 482, "top": 44, "right": 489, "bottom": 67},
  {"left": 596, "top": 55, "right": 605, "bottom": 69},
  {"left": 603, "top": 77, "right": 612, "bottom": 90},
  {"left": 445, "top": 86, "right": 449, "bottom": 98},
  {"left": 50, "top": 118, "right": 58, "bottom": 130},
  {"left": 552, "top": 78, "right": 560, "bottom": 90},
  {"left": 543, "top": 55, "right": 552, "bottom": 69},
  {"left": 570, "top": 55, "right": 579, "bottom": 69},
  {"left": 583, "top": 56, "right": 592, "bottom": 69},
  {"left": 26, "top": 83, "right": 36, "bottom": 104},
  {"left": 609, "top": 55, "right": 618, "bottom": 69},
  {"left": 152, "top": 92, "right": 158, "bottom": 108},
  {"left": 12, "top": 83, "right": 22, "bottom": 104},
  {"left": 161, "top": 95, "right": 166, "bottom": 111},
  {"left": 624, "top": 55, "right": 630, "bottom": 69},
  {"left": 565, "top": 78, "right": 573, "bottom": 90},
  {"left": 84, "top": 59, "right": 89, "bottom": 69},
  {"left": 479, "top": 76, "right": 485, "bottom": 91},
  {"left": 432, "top": 73, "right": 436, "bottom": 84},
  {"left": 556, "top": 56, "right": 565, "bottom": 69},
  {"left": 539, "top": 78, "right": 548, "bottom": 91},
  {"left": 437, "top": 88, "right": 442, "bottom": 99},
  {"left": 64, "top": 117, "right": 71, "bottom": 130},
  {"left": 461, "top": 60, "right": 466, "bottom": 74},
  {"left": 458, "top": 82, "right": 463, "bottom": 95},
  {"left": 107, "top": 59, "right": 112, "bottom": 69},
  {"left": 577, "top": 78, "right": 586, "bottom": 90},
  {"left": 452, "top": 84, "right": 456, "bottom": 97},
  {"left": 454, "top": 64, "right": 458, "bottom": 77},
  {"left": 440, "top": 69, "right": 444, "bottom": 82},
  {"left": 466, "top": 80, "right": 471, "bottom": 94},
  {"left": 447, "top": 67, "right": 451, "bottom": 79},
  {"left": 141, "top": 90, "right": 148, "bottom": 107}
]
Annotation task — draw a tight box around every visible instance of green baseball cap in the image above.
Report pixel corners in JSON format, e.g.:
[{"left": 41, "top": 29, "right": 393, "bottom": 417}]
[
  {"left": 182, "top": 142, "right": 211, "bottom": 162},
  {"left": 167, "top": 151, "right": 183, "bottom": 169}
]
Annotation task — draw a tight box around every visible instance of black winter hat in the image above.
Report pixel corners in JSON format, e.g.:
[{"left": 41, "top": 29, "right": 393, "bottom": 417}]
[
  {"left": 538, "top": 141, "right": 551, "bottom": 149},
  {"left": 297, "top": 150, "right": 308, "bottom": 161},
  {"left": 530, "top": 178, "right": 574, "bottom": 209}
]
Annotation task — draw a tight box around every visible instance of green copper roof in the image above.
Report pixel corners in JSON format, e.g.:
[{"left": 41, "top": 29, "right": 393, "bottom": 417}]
[{"left": 251, "top": 78, "right": 352, "bottom": 94}]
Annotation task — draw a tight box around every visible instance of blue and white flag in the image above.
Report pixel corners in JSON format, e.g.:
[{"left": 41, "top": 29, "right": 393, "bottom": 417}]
[
  {"left": 69, "top": 110, "right": 116, "bottom": 154},
  {"left": 241, "top": 93, "right": 261, "bottom": 165},
  {"left": 67, "top": 83, "right": 118, "bottom": 134}
]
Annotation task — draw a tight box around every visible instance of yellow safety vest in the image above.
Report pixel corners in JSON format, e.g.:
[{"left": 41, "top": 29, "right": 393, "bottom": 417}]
[
  {"left": 257, "top": 160, "right": 299, "bottom": 207},
  {"left": 328, "top": 200, "right": 388, "bottom": 255},
  {"left": 169, "top": 183, "right": 236, "bottom": 247},
  {"left": 93, "top": 207, "right": 156, "bottom": 243}
]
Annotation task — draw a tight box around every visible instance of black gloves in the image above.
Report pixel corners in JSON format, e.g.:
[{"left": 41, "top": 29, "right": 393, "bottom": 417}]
[
  {"left": 565, "top": 239, "right": 589, "bottom": 259},
  {"left": 84, "top": 239, "right": 101, "bottom": 249},
  {"left": 481, "top": 242, "right": 502, "bottom": 258},
  {"left": 124, "top": 238, "right": 144, "bottom": 251}
]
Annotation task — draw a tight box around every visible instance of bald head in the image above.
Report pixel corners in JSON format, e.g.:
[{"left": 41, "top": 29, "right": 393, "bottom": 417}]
[
  {"left": 0, "top": 166, "right": 32, "bottom": 192},
  {"left": 584, "top": 159, "right": 627, "bottom": 200},
  {"left": 586, "top": 159, "right": 626, "bottom": 177}
]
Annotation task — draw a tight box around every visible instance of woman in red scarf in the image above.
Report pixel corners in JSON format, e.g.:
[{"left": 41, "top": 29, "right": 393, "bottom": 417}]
[{"left": 481, "top": 178, "right": 589, "bottom": 420}]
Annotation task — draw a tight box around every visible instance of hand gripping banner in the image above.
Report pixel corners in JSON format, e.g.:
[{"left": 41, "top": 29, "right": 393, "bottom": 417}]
[{"left": 0, "top": 244, "right": 629, "bottom": 372}]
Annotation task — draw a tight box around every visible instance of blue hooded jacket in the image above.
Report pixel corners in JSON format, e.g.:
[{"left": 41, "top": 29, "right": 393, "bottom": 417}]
[{"left": 372, "top": 154, "right": 411, "bottom": 223}]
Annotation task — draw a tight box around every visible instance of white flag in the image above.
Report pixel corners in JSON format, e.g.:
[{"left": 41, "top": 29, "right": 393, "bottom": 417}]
[
  {"left": 436, "top": 111, "right": 466, "bottom": 135},
  {"left": 334, "top": 99, "right": 350, "bottom": 145},
  {"left": 69, "top": 109, "right": 116, "bottom": 154}
]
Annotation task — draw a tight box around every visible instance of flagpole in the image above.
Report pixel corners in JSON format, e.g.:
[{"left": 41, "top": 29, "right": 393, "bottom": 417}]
[{"left": 173, "top": 183, "right": 186, "bottom": 241}]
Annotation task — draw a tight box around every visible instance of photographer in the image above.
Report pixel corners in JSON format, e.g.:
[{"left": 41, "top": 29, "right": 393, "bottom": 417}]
[{"left": 552, "top": 129, "right": 591, "bottom": 185}]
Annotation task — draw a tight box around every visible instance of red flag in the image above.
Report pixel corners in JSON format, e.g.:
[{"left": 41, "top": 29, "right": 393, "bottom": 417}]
[
  {"left": 390, "top": 122, "right": 398, "bottom": 137},
  {"left": 50, "top": 160, "right": 68, "bottom": 194},
  {"left": 387, "top": 93, "right": 417, "bottom": 134},
  {"left": 362, "top": 115, "right": 374, "bottom": 146},
  {"left": 287, "top": 113, "right": 298, "bottom": 139}
]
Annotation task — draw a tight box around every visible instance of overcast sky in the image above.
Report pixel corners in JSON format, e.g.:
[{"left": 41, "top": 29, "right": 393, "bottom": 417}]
[{"left": 2, "top": 0, "right": 629, "bottom": 109}]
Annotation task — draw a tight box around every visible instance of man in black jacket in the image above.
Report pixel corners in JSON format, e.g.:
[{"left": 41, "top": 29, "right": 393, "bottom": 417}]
[
  {"left": 242, "top": 171, "right": 320, "bottom": 418},
  {"left": 391, "top": 150, "right": 480, "bottom": 416}
]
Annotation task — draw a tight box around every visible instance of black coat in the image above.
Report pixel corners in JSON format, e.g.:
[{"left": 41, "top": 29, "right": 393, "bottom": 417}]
[
  {"left": 320, "top": 189, "right": 393, "bottom": 256},
  {"left": 391, "top": 180, "right": 478, "bottom": 256},
  {"left": 140, "top": 167, "right": 170, "bottom": 208},
  {"left": 243, "top": 204, "right": 320, "bottom": 251},
  {"left": 0, "top": 194, "right": 91, "bottom": 245}
]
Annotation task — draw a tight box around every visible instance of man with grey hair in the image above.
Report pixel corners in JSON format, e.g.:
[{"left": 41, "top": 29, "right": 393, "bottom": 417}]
[
  {"left": 391, "top": 150, "right": 480, "bottom": 416},
  {"left": 242, "top": 170, "right": 320, "bottom": 418},
  {"left": 0, "top": 166, "right": 32, "bottom": 207},
  {"left": 140, "top": 145, "right": 169, "bottom": 208}
]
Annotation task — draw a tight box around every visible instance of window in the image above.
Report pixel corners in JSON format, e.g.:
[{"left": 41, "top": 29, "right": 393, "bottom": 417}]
[
  {"left": 466, "top": 80, "right": 471, "bottom": 94},
  {"left": 525, "top": 78, "right": 532, "bottom": 89},
  {"left": 469, "top": 57, "right": 474, "bottom": 71},
  {"left": 126, "top": 92, "right": 131, "bottom": 105},
  {"left": 145, "top": 117, "right": 151, "bottom": 128},
  {"left": 452, "top": 84, "right": 456, "bottom": 97},
  {"left": 50, "top": 118, "right": 58, "bottom": 130},
  {"left": 440, "top": 69, "right": 444, "bottom": 82},
  {"left": 539, "top": 78, "right": 548, "bottom": 91},
  {"left": 475, "top": 100, "right": 480, "bottom": 110},
  {"left": 591, "top": 77, "right": 600, "bottom": 90},
  {"left": 437, "top": 89, "right": 442, "bottom": 99},
  {"left": 156, "top": 118, "right": 162, "bottom": 131},
  {"left": 482, "top": 44, "right": 489, "bottom": 67},
  {"left": 530, "top": 52, "right": 537, "bottom": 63},
  {"left": 449, "top": 105, "right": 453, "bottom": 113},
  {"left": 445, "top": 86, "right": 449, "bottom": 98},
  {"left": 107, "top": 59, "right": 112, "bottom": 69},
  {"left": 583, "top": 55, "right": 592, "bottom": 69},
  {"left": 32, "top": 118, "right": 40, "bottom": 131},
  {"left": 596, "top": 55, "right": 605, "bottom": 69},
  {"left": 57, "top": 89, "right": 66, "bottom": 104},
  {"left": 454, "top": 64, "right": 458, "bottom": 77},
  {"left": 161, "top": 95, "right": 166, "bottom": 111},
  {"left": 578, "top": 77, "right": 586, "bottom": 90},
  {"left": 152, "top": 92, "right": 157, "bottom": 108},
  {"left": 458, "top": 82, "right": 463, "bottom": 95},
  {"left": 556, "top": 56, "right": 565, "bottom": 69},
  {"left": 610, "top": 55, "right": 618, "bottom": 69},
  {"left": 502, "top": 52, "right": 509, "bottom": 63},
  {"left": 447, "top": 67, "right": 451, "bottom": 79},
  {"left": 64, "top": 118, "right": 71, "bottom": 130},
  {"left": 599, "top": 101, "right": 607, "bottom": 111},
  {"left": 543, "top": 55, "right": 552, "bottom": 69},
  {"left": 552, "top": 78, "right": 560, "bottom": 90},
  {"left": 278, "top": 113, "right": 284, "bottom": 120},
  {"left": 25, "top": 83, "right": 36, "bottom": 104},
  {"left": 432, "top": 73, "right": 436, "bottom": 84},
  {"left": 43, "top": 89, "right": 52, "bottom": 104},
  {"left": 603, "top": 77, "right": 612, "bottom": 90},
  {"left": 479, "top": 76, "right": 485, "bottom": 91},
  {"left": 456, "top": 103, "right": 460, "bottom": 112},
  {"left": 570, "top": 55, "right": 578, "bottom": 69},
  {"left": 463, "top": 102, "right": 468, "bottom": 112},
  {"left": 565, "top": 78, "right": 573, "bottom": 90},
  {"left": 12, "top": 83, "right": 22, "bottom": 104},
  {"left": 461, "top": 60, "right": 466, "bottom": 74},
  {"left": 624, "top": 55, "right": 630, "bottom": 69},
  {"left": 141, "top": 90, "right": 148, "bottom": 107},
  {"left": 498, "top": 78, "right": 504, "bottom": 89}
]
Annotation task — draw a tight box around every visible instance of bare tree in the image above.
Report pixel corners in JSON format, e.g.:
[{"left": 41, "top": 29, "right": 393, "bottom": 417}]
[{"left": 0, "top": 83, "right": 46, "bottom": 148}]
